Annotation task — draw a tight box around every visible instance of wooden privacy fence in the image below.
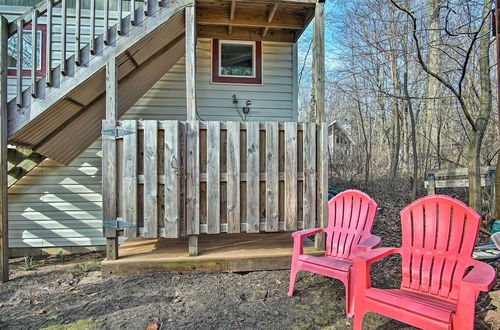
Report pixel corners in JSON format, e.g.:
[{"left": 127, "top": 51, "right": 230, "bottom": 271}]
[
  {"left": 102, "top": 120, "right": 328, "bottom": 240},
  {"left": 425, "top": 166, "right": 496, "bottom": 218}
]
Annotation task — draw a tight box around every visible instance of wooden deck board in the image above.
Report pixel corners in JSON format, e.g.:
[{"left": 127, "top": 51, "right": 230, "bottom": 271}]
[{"left": 102, "top": 233, "right": 323, "bottom": 276}]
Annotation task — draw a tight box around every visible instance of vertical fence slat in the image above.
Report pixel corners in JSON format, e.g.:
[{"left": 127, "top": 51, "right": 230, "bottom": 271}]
[
  {"left": 265, "top": 122, "right": 279, "bottom": 232},
  {"left": 30, "top": 10, "right": 38, "bottom": 97},
  {"left": 186, "top": 121, "right": 200, "bottom": 236},
  {"left": 90, "top": 0, "right": 96, "bottom": 54},
  {"left": 246, "top": 122, "right": 260, "bottom": 233},
  {"left": 61, "top": 0, "right": 67, "bottom": 75},
  {"left": 207, "top": 121, "right": 220, "bottom": 234},
  {"left": 143, "top": 120, "right": 158, "bottom": 238},
  {"left": 227, "top": 121, "right": 240, "bottom": 233},
  {"left": 15, "top": 20, "right": 23, "bottom": 107},
  {"left": 165, "top": 120, "right": 180, "bottom": 238},
  {"left": 285, "top": 122, "right": 297, "bottom": 231},
  {"left": 315, "top": 122, "right": 328, "bottom": 249},
  {"left": 123, "top": 120, "right": 138, "bottom": 237},
  {"left": 104, "top": 0, "right": 109, "bottom": 45},
  {"left": 46, "top": 0, "right": 52, "bottom": 85},
  {"left": 303, "top": 122, "right": 316, "bottom": 229},
  {"left": 75, "top": 0, "right": 81, "bottom": 65}
]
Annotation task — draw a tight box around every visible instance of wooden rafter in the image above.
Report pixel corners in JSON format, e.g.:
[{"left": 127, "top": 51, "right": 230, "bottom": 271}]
[
  {"left": 228, "top": 0, "right": 236, "bottom": 34},
  {"left": 262, "top": 3, "right": 279, "bottom": 37},
  {"left": 197, "top": 7, "right": 304, "bottom": 30},
  {"left": 198, "top": 25, "right": 295, "bottom": 42},
  {"left": 230, "top": 0, "right": 236, "bottom": 19}
]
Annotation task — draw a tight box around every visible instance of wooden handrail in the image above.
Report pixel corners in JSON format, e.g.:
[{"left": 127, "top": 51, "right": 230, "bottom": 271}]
[
  {"left": 15, "top": 20, "right": 23, "bottom": 108},
  {"left": 7, "top": 0, "right": 63, "bottom": 37}
]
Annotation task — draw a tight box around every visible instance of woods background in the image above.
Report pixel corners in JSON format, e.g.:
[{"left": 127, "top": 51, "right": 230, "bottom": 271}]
[{"left": 298, "top": 0, "right": 499, "bottom": 215}]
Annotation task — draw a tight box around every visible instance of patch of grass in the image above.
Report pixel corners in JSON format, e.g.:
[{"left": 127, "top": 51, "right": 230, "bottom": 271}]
[
  {"left": 67, "top": 264, "right": 91, "bottom": 277},
  {"left": 41, "top": 317, "right": 101, "bottom": 330},
  {"left": 80, "top": 264, "right": 90, "bottom": 273},
  {"left": 290, "top": 276, "right": 345, "bottom": 329},
  {"left": 291, "top": 304, "right": 311, "bottom": 311},
  {"left": 23, "top": 256, "right": 37, "bottom": 270},
  {"left": 55, "top": 251, "right": 65, "bottom": 262}
]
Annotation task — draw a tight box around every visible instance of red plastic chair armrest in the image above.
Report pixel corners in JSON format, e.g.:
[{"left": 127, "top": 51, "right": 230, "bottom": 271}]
[
  {"left": 291, "top": 228, "right": 324, "bottom": 238},
  {"left": 352, "top": 248, "right": 400, "bottom": 293},
  {"left": 352, "top": 247, "right": 399, "bottom": 264},
  {"left": 353, "top": 235, "right": 381, "bottom": 253},
  {"left": 461, "top": 261, "right": 497, "bottom": 292},
  {"left": 291, "top": 228, "right": 324, "bottom": 256}
]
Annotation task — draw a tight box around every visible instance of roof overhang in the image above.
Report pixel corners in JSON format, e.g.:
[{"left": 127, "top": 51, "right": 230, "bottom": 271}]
[{"left": 196, "top": 0, "right": 317, "bottom": 43}]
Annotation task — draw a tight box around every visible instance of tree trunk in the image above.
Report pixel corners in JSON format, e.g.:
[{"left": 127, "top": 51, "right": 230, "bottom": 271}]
[
  {"left": 468, "top": 132, "right": 483, "bottom": 212},
  {"left": 468, "top": 0, "right": 493, "bottom": 213},
  {"left": 423, "top": 0, "right": 444, "bottom": 174}
]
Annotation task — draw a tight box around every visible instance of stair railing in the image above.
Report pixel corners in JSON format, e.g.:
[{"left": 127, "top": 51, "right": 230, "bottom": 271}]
[{"left": 3, "top": 0, "right": 156, "bottom": 107}]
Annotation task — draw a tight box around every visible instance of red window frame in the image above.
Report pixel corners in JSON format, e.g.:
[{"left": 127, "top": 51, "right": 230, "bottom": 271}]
[
  {"left": 212, "top": 39, "right": 262, "bottom": 84},
  {"left": 7, "top": 23, "right": 47, "bottom": 77}
]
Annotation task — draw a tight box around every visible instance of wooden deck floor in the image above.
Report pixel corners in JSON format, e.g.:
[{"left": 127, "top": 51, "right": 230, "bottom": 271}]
[{"left": 101, "top": 233, "right": 323, "bottom": 276}]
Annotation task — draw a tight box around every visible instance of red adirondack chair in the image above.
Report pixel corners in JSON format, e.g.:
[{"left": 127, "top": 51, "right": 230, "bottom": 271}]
[
  {"left": 288, "top": 190, "right": 380, "bottom": 317},
  {"left": 352, "top": 195, "right": 497, "bottom": 330}
]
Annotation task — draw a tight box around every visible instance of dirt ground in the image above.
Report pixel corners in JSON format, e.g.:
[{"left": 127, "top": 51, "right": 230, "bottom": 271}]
[{"left": 0, "top": 179, "right": 498, "bottom": 330}]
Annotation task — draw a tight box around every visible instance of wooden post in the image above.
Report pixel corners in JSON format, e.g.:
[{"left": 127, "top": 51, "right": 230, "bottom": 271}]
[
  {"left": 427, "top": 173, "right": 436, "bottom": 195},
  {"left": 313, "top": 1, "right": 326, "bottom": 251},
  {"left": 0, "top": 17, "right": 9, "bottom": 282},
  {"left": 103, "top": 58, "right": 118, "bottom": 260},
  {"left": 61, "top": 0, "right": 67, "bottom": 75},
  {"left": 46, "top": 0, "right": 52, "bottom": 85},
  {"left": 185, "top": 1, "right": 198, "bottom": 254},
  {"left": 15, "top": 20, "right": 23, "bottom": 108},
  {"left": 30, "top": 10, "right": 38, "bottom": 97},
  {"left": 185, "top": 2, "right": 197, "bottom": 121},
  {"left": 104, "top": 0, "right": 109, "bottom": 45},
  {"left": 75, "top": 0, "right": 81, "bottom": 65},
  {"left": 489, "top": 169, "right": 496, "bottom": 219}
]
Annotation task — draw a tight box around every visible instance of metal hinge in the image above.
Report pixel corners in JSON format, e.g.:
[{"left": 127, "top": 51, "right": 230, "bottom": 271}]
[
  {"left": 101, "top": 128, "right": 135, "bottom": 139},
  {"left": 103, "top": 218, "right": 135, "bottom": 230}
]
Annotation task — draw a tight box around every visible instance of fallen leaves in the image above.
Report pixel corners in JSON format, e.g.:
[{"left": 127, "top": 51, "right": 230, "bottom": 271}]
[
  {"left": 29, "top": 299, "right": 42, "bottom": 305},
  {"left": 34, "top": 309, "right": 46, "bottom": 314},
  {"left": 173, "top": 296, "right": 182, "bottom": 303}
]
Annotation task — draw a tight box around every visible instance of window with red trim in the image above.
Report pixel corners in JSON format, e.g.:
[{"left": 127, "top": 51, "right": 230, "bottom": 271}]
[
  {"left": 212, "top": 39, "right": 262, "bottom": 84},
  {"left": 7, "top": 23, "right": 47, "bottom": 77}
]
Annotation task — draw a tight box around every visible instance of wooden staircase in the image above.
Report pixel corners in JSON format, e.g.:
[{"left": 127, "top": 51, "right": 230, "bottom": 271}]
[{"left": 3, "top": 0, "right": 188, "bottom": 166}]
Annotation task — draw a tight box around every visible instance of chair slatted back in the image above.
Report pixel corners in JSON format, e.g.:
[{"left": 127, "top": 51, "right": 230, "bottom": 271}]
[
  {"left": 326, "top": 190, "right": 378, "bottom": 259},
  {"left": 400, "top": 195, "right": 481, "bottom": 301}
]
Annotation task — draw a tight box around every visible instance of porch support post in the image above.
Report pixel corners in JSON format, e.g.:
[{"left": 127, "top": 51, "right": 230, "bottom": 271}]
[
  {"left": 0, "top": 17, "right": 9, "bottom": 282},
  {"left": 185, "top": 2, "right": 197, "bottom": 121},
  {"left": 312, "top": 0, "right": 327, "bottom": 251},
  {"left": 186, "top": 2, "right": 199, "bottom": 255},
  {"left": 103, "top": 57, "right": 118, "bottom": 260}
]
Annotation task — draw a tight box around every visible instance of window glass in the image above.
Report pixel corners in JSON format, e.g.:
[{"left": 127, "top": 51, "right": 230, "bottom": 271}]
[
  {"left": 220, "top": 42, "right": 254, "bottom": 77},
  {"left": 8, "top": 30, "right": 43, "bottom": 71}
]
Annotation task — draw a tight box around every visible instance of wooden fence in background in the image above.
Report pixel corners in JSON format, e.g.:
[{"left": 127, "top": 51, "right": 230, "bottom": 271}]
[
  {"left": 425, "top": 166, "right": 496, "bottom": 218},
  {"left": 103, "top": 120, "right": 328, "bottom": 239}
]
